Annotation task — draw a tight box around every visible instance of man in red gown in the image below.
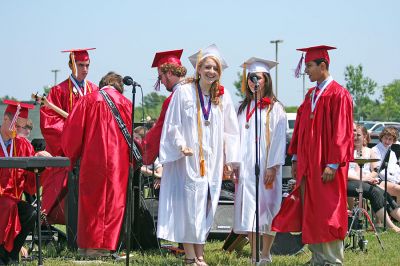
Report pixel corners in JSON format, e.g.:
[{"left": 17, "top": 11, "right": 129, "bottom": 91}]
[
  {"left": 40, "top": 48, "right": 99, "bottom": 224},
  {"left": 272, "top": 45, "right": 353, "bottom": 265},
  {"left": 141, "top": 49, "right": 187, "bottom": 164},
  {"left": 61, "top": 72, "right": 140, "bottom": 256},
  {"left": 0, "top": 101, "right": 42, "bottom": 265}
]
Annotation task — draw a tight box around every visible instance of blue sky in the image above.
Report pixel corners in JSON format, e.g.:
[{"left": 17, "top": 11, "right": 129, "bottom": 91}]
[{"left": 1, "top": 0, "right": 399, "bottom": 107}]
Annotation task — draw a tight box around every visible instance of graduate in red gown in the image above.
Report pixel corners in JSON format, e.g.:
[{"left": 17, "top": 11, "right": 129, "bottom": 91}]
[
  {"left": 40, "top": 48, "right": 99, "bottom": 224},
  {"left": 141, "top": 49, "right": 187, "bottom": 164},
  {"left": 61, "top": 72, "right": 139, "bottom": 256},
  {"left": 0, "top": 101, "right": 47, "bottom": 265},
  {"left": 272, "top": 45, "right": 353, "bottom": 265}
]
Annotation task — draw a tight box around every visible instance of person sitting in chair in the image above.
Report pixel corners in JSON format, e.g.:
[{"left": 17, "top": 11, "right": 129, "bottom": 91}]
[
  {"left": 372, "top": 126, "right": 400, "bottom": 203},
  {"left": 348, "top": 124, "right": 400, "bottom": 232}
]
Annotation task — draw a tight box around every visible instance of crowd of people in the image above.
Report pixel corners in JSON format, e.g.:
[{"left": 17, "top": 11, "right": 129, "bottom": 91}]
[{"left": 1, "top": 44, "right": 400, "bottom": 266}]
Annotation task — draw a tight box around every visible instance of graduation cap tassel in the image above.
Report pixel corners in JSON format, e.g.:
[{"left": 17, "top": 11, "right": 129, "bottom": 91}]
[
  {"left": 294, "top": 53, "right": 304, "bottom": 78},
  {"left": 153, "top": 77, "right": 161, "bottom": 91},
  {"left": 70, "top": 52, "right": 77, "bottom": 78},
  {"left": 241, "top": 63, "right": 247, "bottom": 94},
  {"left": 195, "top": 49, "right": 202, "bottom": 79},
  {"left": 9, "top": 104, "right": 21, "bottom": 138}
]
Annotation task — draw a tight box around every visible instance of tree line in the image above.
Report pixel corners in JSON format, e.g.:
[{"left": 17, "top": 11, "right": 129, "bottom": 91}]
[{"left": 2, "top": 64, "right": 399, "bottom": 123}]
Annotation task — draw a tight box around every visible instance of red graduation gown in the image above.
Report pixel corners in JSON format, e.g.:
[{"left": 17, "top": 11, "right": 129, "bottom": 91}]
[
  {"left": 141, "top": 93, "right": 173, "bottom": 164},
  {"left": 272, "top": 81, "right": 353, "bottom": 244},
  {"left": 0, "top": 136, "right": 35, "bottom": 252},
  {"left": 40, "top": 78, "right": 98, "bottom": 224},
  {"left": 61, "top": 87, "right": 137, "bottom": 250}
]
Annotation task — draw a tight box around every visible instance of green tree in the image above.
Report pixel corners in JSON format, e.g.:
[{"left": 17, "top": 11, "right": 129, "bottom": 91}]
[
  {"left": 379, "top": 80, "right": 400, "bottom": 121},
  {"left": 344, "top": 64, "right": 377, "bottom": 121},
  {"left": 233, "top": 72, "right": 245, "bottom": 98},
  {"left": 43, "top": 85, "right": 51, "bottom": 95},
  {"left": 134, "top": 92, "right": 167, "bottom": 122},
  {"left": 0, "top": 95, "right": 18, "bottom": 101},
  {"left": 285, "top": 106, "right": 298, "bottom": 113}
]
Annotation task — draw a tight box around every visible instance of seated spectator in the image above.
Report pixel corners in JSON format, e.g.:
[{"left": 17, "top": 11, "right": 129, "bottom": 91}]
[
  {"left": 348, "top": 124, "right": 400, "bottom": 232},
  {"left": 372, "top": 126, "right": 400, "bottom": 203},
  {"left": 16, "top": 119, "right": 33, "bottom": 139},
  {"left": 0, "top": 100, "right": 51, "bottom": 265},
  {"left": 135, "top": 126, "right": 163, "bottom": 193}
]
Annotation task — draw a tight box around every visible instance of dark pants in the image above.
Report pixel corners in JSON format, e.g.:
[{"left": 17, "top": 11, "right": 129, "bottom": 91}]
[
  {"left": 0, "top": 201, "right": 36, "bottom": 264},
  {"left": 347, "top": 180, "right": 399, "bottom": 213}
]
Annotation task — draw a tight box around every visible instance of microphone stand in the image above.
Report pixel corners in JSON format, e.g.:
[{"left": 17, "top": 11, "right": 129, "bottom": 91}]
[
  {"left": 253, "top": 80, "right": 261, "bottom": 264},
  {"left": 381, "top": 146, "right": 391, "bottom": 231},
  {"left": 126, "top": 83, "right": 140, "bottom": 266}
]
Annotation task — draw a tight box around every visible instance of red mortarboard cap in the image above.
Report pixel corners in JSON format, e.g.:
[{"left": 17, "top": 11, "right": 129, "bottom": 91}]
[
  {"left": 151, "top": 49, "right": 183, "bottom": 68},
  {"left": 61, "top": 48, "right": 96, "bottom": 61},
  {"left": 296, "top": 45, "right": 336, "bottom": 64},
  {"left": 4, "top": 100, "right": 34, "bottom": 119}
]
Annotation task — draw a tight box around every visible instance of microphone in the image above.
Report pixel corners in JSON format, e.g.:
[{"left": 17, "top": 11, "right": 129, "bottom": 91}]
[
  {"left": 123, "top": 76, "right": 140, "bottom": 87},
  {"left": 248, "top": 73, "right": 260, "bottom": 84}
]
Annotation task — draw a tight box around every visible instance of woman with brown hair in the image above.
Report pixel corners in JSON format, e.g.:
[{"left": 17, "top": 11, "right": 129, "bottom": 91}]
[
  {"left": 157, "top": 44, "right": 240, "bottom": 266},
  {"left": 348, "top": 124, "right": 400, "bottom": 232},
  {"left": 233, "top": 57, "right": 287, "bottom": 264}
]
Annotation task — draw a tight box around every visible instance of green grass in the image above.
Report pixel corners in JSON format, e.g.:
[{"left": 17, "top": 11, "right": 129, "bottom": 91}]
[{"left": 22, "top": 230, "right": 400, "bottom": 265}]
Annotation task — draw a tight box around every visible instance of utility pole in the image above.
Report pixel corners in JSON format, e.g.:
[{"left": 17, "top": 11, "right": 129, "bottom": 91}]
[
  {"left": 51, "top": 69, "right": 60, "bottom": 86},
  {"left": 270, "top": 40, "right": 283, "bottom": 98}
]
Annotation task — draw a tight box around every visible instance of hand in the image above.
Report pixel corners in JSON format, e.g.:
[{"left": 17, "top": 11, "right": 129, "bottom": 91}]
[
  {"left": 291, "top": 161, "right": 297, "bottom": 179},
  {"left": 264, "top": 167, "right": 276, "bottom": 186},
  {"left": 364, "top": 176, "right": 379, "bottom": 185},
  {"left": 181, "top": 146, "right": 194, "bottom": 156},
  {"left": 223, "top": 164, "right": 233, "bottom": 177},
  {"left": 35, "top": 151, "right": 52, "bottom": 157},
  {"left": 20, "top": 246, "right": 28, "bottom": 258},
  {"left": 153, "top": 178, "right": 161, "bottom": 189},
  {"left": 322, "top": 166, "right": 337, "bottom": 183}
]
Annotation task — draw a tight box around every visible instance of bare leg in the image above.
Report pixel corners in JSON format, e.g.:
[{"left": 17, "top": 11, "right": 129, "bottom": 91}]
[
  {"left": 376, "top": 208, "right": 400, "bottom": 232},
  {"left": 379, "top": 182, "right": 400, "bottom": 204},
  {"left": 389, "top": 207, "right": 400, "bottom": 222},
  {"left": 194, "top": 243, "right": 208, "bottom": 266},
  {"left": 183, "top": 243, "right": 197, "bottom": 264},
  {"left": 261, "top": 233, "right": 275, "bottom": 259}
]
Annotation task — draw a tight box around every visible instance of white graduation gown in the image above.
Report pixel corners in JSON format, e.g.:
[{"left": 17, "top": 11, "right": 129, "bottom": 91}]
[
  {"left": 234, "top": 101, "right": 286, "bottom": 234},
  {"left": 157, "top": 82, "right": 240, "bottom": 243}
]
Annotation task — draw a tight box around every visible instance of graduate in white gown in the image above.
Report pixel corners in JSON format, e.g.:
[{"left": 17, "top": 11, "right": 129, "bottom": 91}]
[
  {"left": 233, "top": 57, "right": 287, "bottom": 263},
  {"left": 157, "top": 44, "right": 240, "bottom": 266}
]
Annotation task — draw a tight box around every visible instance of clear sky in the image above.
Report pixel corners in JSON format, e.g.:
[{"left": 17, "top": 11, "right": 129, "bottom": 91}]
[{"left": 1, "top": 0, "right": 399, "bottom": 107}]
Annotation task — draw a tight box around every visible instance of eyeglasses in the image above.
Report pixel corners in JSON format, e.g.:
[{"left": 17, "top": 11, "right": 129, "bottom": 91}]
[{"left": 16, "top": 125, "right": 32, "bottom": 130}]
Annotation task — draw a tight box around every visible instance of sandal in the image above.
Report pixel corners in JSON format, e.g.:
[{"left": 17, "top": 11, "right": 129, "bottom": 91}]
[
  {"left": 183, "top": 258, "right": 197, "bottom": 266},
  {"left": 197, "top": 257, "right": 209, "bottom": 266}
]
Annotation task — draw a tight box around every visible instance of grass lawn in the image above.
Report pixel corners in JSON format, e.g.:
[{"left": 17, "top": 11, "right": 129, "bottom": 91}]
[{"left": 22, "top": 229, "right": 399, "bottom": 265}]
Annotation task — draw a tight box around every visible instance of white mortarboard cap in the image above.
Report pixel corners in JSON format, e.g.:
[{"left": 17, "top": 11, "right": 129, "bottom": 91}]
[
  {"left": 188, "top": 44, "right": 228, "bottom": 70},
  {"left": 240, "top": 57, "right": 277, "bottom": 74}
]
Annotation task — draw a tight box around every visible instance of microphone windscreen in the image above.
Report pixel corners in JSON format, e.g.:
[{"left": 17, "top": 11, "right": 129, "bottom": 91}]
[{"left": 123, "top": 76, "right": 134, "bottom": 86}]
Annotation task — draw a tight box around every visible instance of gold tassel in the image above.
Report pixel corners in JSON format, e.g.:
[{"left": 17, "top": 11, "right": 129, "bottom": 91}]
[
  {"left": 195, "top": 49, "right": 202, "bottom": 78},
  {"left": 200, "top": 159, "right": 206, "bottom": 177},
  {"left": 241, "top": 63, "right": 247, "bottom": 94},
  {"left": 70, "top": 52, "right": 77, "bottom": 78},
  {"left": 265, "top": 104, "right": 273, "bottom": 190}
]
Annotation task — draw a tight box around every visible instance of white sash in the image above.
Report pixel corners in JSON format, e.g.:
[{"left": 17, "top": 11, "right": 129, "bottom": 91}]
[
  {"left": 0, "top": 137, "right": 13, "bottom": 157},
  {"left": 311, "top": 76, "right": 333, "bottom": 113}
]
